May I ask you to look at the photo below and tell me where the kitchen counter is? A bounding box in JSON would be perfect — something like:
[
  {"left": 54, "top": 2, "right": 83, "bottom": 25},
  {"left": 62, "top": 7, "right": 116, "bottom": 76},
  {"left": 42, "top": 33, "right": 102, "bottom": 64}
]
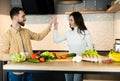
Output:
[
  {"left": 3, "top": 61, "right": 120, "bottom": 72},
  {"left": 3, "top": 60, "right": 120, "bottom": 81},
  {"left": 3, "top": 50, "right": 115, "bottom": 81}
]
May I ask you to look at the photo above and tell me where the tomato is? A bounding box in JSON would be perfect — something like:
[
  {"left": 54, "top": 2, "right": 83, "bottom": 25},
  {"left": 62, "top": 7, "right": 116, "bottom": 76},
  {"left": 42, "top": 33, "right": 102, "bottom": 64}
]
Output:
[
  {"left": 61, "top": 55, "right": 67, "bottom": 59},
  {"left": 52, "top": 52, "right": 56, "bottom": 57},
  {"left": 39, "top": 57, "right": 45, "bottom": 62},
  {"left": 30, "top": 54, "right": 39, "bottom": 60},
  {"left": 107, "top": 60, "right": 113, "bottom": 63},
  {"left": 102, "top": 59, "right": 113, "bottom": 64}
]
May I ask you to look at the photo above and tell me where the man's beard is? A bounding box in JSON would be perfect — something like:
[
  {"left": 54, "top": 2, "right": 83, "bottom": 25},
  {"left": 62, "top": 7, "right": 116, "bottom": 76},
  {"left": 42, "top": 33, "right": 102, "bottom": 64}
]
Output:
[{"left": 18, "top": 22, "right": 25, "bottom": 26}]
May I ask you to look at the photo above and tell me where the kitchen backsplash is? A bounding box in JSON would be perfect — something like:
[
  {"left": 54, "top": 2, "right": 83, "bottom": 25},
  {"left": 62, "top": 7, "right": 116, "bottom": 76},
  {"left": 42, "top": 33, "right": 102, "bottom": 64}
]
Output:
[
  {"left": 114, "top": 11, "right": 120, "bottom": 39},
  {"left": 0, "top": 0, "right": 120, "bottom": 52},
  {"left": 25, "top": 13, "right": 114, "bottom": 51}
]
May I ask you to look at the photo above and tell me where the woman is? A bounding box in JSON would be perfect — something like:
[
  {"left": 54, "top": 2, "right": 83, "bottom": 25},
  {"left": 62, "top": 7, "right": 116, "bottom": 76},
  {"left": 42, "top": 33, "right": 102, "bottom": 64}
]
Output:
[{"left": 53, "top": 12, "right": 93, "bottom": 81}]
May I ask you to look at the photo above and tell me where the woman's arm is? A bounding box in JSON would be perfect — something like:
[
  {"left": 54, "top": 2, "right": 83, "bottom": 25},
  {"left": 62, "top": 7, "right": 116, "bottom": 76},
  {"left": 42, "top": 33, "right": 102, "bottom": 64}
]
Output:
[
  {"left": 53, "top": 17, "right": 66, "bottom": 43},
  {"left": 53, "top": 30, "right": 66, "bottom": 43}
]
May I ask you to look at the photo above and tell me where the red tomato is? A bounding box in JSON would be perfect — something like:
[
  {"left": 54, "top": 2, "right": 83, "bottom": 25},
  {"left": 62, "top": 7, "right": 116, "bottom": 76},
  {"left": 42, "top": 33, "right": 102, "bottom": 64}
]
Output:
[
  {"left": 107, "top": 60, "right": 113, "bottom": 64},
  {"left": 52, "top": 52, "right": 56, "bottom": 57},
  {"left": 30, "top": 54, "right": 39, "bottom": 60},
  {"left": 39, "top": 57, "right": 45, "bottom": 62},
  {"left": 61, "top": 55, "right": 67, "bottom": 59}
]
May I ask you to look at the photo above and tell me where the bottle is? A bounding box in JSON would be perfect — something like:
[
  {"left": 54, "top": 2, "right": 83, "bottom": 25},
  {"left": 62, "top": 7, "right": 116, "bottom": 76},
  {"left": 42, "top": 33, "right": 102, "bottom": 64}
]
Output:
[{"left": 114, "top": 39, "right": 120, "bottom": 52}]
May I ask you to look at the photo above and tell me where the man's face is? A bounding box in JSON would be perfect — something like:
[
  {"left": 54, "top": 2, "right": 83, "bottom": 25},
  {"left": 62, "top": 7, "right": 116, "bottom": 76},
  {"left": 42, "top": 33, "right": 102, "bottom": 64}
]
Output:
[{"left": 16, "top": 10, "right": 26, "bottom": 26}]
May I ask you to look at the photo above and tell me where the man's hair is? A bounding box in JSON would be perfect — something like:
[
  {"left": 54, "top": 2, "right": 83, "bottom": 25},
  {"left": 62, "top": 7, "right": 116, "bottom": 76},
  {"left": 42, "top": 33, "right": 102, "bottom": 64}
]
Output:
[{"left": 10, "top": 7, "right": 25, "bottom": 19}]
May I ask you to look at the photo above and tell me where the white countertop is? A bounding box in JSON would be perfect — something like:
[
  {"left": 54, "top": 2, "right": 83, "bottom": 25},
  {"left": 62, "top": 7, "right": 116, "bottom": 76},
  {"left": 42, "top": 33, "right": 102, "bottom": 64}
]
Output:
[{"left": 3, "top": 61, "right": 120, "bottom": 72}]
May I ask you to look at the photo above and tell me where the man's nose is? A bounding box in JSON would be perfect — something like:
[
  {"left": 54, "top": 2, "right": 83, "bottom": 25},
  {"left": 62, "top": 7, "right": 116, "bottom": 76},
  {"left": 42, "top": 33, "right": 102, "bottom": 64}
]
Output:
[{"left": 24, "top": 18, "right": 26, "bottom": 21}]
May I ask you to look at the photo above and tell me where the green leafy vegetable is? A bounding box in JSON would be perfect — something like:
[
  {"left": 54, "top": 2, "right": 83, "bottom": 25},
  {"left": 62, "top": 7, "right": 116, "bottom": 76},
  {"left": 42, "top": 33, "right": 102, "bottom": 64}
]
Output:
[
  {"left": 82, "top": 49, "right": 98, "bottom": 56},
  {"left": 11, "top": 54, "right": 26, "bottom": 62},
  {"left": 40, "top": 51, "right": 56, "bottom": 60}
]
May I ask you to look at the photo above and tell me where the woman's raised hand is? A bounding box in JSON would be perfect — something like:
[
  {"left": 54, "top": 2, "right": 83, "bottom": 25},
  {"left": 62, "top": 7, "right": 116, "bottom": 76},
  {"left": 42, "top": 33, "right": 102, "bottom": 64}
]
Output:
[
  {"left": 54, "top": 17, "right": 58, "bottom": 30},
  {"left": 48, "top": 16, "right": 53, "bottom": 30}
]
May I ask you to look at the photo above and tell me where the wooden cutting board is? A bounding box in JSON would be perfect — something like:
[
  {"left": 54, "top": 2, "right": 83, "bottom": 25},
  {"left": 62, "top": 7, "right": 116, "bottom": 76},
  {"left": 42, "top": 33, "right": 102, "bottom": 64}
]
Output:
[{"left": 55, "top": 57, "right": 73, "bottom": 61}]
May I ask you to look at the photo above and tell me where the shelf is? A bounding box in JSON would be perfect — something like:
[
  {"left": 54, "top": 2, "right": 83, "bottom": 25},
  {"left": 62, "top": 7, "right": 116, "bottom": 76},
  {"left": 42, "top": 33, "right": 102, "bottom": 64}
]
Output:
[
  {"left": 65, "top": 11, "right": 106, "bottom": 14},
  {"left": 106, "top": 3, "right": 120, "bottom": 13},
  {"left": 65, "top": 3, "right": 120, "bottom": 14}
]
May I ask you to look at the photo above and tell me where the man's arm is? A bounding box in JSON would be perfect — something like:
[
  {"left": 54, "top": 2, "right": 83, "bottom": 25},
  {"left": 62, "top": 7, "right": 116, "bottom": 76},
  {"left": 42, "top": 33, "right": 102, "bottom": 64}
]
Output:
[
  {"left": 29, "top": 18, "right": 53, "bottom": 40},
  {"left": 0, "top": 33, "right": 11, "bottom": 61}
]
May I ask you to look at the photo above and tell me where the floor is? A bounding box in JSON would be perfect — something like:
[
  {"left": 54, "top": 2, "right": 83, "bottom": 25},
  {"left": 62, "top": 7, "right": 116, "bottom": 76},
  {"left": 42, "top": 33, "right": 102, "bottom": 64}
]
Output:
[{"left": 83, "top": 80, "right": 120, "bottom": 81}]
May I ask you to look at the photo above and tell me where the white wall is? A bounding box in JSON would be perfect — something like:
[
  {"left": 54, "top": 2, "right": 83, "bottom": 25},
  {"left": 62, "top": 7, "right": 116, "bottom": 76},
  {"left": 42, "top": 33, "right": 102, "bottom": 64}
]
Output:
[
  {"left": 83, "top": 13, "right": 114, "bottom": 50},
  {"left": 0, "top": 13, "right": 114, "bottom": 51},
  {"left": 0, "top": 0, "right": 11, "bottom": 36},
  {"left": 25, "top": 15, "right": 69, "bottom": 51},
  {"left": 114, "top": 11, "right": 120, "bottom": 39},
  {"left": 24, "top": 14, "right": 114, "bottom": 51}
]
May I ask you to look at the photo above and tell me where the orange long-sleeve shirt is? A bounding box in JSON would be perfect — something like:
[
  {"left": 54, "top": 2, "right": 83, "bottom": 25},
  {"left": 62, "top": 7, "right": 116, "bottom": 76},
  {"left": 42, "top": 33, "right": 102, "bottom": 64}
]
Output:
[{"left": 0, "top": 26, "right": 51, "bottom": 61}]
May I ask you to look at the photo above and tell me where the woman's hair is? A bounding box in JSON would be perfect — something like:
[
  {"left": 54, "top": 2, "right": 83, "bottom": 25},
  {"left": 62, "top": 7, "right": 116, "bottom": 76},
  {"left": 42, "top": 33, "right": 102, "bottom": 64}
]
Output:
[
  {"left": 69, "top": 12, "right": 87, "bottom": 34},
  {"left": 10, "top": 7, "right": 25, "bottom": 19}
]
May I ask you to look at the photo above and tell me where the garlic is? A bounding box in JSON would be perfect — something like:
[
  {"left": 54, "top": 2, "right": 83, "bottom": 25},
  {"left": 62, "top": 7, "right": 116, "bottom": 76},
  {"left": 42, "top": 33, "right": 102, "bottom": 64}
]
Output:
[{"left": 72, "top": 55, "right": 82, "bottom": 62}]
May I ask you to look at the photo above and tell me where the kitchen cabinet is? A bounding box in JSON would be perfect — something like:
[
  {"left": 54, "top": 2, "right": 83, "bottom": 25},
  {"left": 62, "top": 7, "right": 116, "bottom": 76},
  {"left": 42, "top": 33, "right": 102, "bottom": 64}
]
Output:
[
  {"left": 0, "top": 61, "right": 6, "bottom": 81},
  {"left": 0, "top": 61, "right": 3, "bottom": 81}
]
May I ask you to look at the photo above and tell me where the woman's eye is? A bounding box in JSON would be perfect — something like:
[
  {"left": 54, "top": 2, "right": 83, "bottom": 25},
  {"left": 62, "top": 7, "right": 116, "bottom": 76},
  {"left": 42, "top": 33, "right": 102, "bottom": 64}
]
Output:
[{"left": 69, "top": 19, "right": 72, "bottom": 21}]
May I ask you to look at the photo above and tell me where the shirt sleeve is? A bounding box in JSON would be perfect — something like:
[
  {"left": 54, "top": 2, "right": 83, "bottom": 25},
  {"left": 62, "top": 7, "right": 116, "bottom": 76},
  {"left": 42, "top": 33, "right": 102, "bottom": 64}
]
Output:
[
  {"left": 53, "top": 30, "right": 66, "bottom": 43},
  {"left": 27, "top": 27, "right": 51, "bottom": 41},
  {"left": 85, "top": 31, "right": 93, "bottom": 49},
  {"left": 0, "top": 32, "right": 11, "bottom": 61}
]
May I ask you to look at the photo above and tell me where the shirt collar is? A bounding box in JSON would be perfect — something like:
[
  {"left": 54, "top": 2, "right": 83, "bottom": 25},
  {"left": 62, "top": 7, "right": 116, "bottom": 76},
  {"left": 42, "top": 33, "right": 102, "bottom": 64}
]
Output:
[
  {"left": 10, "top": 25, "right": 22, "bottom": 33},
  {"left": 73, "top": 26, "right": 78, "bottom": 32},
  {"left": 74, "top": 27, "right": 77, "bottom": 30}
]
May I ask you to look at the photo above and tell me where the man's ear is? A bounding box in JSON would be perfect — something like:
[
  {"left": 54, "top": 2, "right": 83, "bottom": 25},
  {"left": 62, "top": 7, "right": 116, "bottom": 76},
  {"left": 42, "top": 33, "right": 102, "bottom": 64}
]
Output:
[{"left": 13, "top": 15, "right": 18, "bottom": 20}]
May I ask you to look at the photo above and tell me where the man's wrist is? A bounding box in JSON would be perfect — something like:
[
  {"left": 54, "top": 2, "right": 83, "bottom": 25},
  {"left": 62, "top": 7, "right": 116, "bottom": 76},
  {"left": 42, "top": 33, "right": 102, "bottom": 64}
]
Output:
[
  {"left": 48, "top": 23, "right": 52, "bottom": 30},
  {"left": 49, "top": 27, "right": 51, "bottom": 31},
  {"left": 54, "top": 27, "right": 57, "bottom": 30}
]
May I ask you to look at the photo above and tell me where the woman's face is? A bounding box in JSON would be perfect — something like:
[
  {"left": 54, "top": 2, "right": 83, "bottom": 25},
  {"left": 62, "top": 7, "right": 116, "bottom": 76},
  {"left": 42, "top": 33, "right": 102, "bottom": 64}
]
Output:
[{"left": 69, "top": 16, "right": 76, "bottom": 28}]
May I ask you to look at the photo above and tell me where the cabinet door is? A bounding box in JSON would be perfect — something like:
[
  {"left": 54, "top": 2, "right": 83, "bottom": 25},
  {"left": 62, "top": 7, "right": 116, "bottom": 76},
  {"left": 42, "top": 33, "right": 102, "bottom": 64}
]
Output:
[
  {"left": 85, "top": 0, "right": 96, "bottom": 10},
  {"left": 0, "top": 61, "right": 3, "bottom": 81},
  {"left": 96, "top": 0, "right": 112, "bottom": 10}
]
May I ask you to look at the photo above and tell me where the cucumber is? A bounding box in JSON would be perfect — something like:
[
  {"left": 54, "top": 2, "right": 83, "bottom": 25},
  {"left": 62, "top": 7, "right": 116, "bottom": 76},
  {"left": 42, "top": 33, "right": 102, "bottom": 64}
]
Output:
[
  {"left": 27, "top": 58, "right": 40, "bottom": 63},
  {"left": 66, "top": 53, "right": 76, "bottom": 57}
]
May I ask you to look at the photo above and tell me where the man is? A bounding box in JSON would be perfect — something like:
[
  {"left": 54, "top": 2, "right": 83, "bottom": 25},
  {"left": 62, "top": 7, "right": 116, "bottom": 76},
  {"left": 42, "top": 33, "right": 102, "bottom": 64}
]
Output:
[{"left": 0, "top": 7, "right": 52, "bottom": 81}]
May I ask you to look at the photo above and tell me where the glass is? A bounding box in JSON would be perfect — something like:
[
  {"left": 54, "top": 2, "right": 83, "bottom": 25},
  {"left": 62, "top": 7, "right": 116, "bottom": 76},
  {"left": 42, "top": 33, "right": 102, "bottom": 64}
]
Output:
[{"left": 20, "top": 52, "right": 29, "bottom": 57}]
